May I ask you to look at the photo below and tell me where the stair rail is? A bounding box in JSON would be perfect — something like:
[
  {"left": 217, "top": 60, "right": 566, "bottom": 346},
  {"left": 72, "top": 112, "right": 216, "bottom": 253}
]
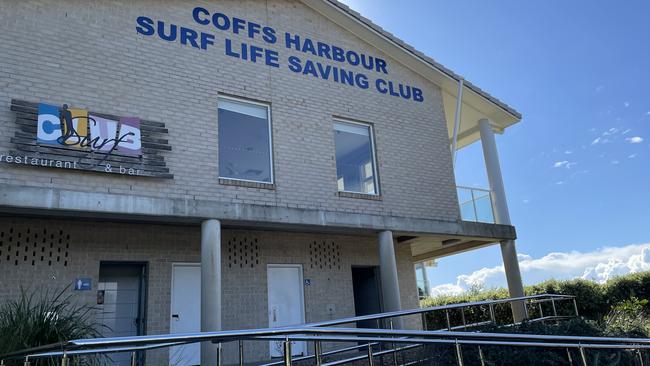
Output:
[{"left": 1, "top": 293, "right": 587, "bottom": 366}]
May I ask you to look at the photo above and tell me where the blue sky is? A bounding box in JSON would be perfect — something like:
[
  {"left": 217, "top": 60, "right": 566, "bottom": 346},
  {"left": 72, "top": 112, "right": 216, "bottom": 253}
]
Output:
[{"left": 340, "top": 0, "right": 650, "bottom": 292}]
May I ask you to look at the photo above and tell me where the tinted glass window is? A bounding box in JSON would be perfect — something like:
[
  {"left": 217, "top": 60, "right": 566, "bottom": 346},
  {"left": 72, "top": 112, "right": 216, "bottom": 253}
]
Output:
[
  {"left": 218, "top": 98, "right": 272, "bottom": 183},
  {"left": 333, "top": 121, "right": 378, "bottom": 194}
]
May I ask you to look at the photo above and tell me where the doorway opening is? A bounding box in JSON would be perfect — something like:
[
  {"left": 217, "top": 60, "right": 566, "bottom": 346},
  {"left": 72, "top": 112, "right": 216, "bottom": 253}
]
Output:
[
  {"left": 352, "top": 266, "right": 383, "bottom": 329},
  {"left": 97, "top": 262, "right": 147, "bottom": 366}
]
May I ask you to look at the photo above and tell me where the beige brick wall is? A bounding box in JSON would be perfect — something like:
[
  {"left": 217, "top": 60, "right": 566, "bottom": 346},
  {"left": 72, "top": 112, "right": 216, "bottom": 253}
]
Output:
[
  {"left": 0, "top": 0, "right": 458, "bottom": 222},
  {"left": 0, "top": 217, "right": 419, "bottom": 364}
]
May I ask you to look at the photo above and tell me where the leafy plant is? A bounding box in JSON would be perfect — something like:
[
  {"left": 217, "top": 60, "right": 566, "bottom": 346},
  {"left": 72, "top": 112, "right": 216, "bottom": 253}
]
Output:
[
  {"left": 602, "top": 297, "right": 650, "bottom": 337},
  {"left": 0, "top": 286, "right": 104, "bottom": 366}
]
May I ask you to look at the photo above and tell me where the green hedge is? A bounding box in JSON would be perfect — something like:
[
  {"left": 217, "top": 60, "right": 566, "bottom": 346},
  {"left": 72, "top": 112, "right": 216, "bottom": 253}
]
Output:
[{"left": 420, "top": 271, "right": 650, "bottom": 328}]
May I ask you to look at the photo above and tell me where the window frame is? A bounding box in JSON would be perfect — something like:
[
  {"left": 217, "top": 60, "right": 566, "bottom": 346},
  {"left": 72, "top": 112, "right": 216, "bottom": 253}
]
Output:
[
  {"left": 217, "top": 95, "right": 274, "bottom": 185},
  {"left": 332, "top": 117, "right": 380, "bottom": 196}
]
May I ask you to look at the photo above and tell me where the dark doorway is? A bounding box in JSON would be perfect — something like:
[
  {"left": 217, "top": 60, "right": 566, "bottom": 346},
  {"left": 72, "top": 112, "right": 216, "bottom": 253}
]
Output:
[
  {"left": 352, "top": 266, "right": 382, "bottom": 329},
  {"left": 97, "top": 262, "right": 147, "bottom": 366}
]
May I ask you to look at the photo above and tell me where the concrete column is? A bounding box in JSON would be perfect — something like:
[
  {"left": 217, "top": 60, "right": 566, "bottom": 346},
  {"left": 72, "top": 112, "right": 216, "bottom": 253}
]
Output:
[
  {"left": 421, "top": 262, "right": 432, "bottom": 298},
  {"left": 479, "top": 119, "right": 526, "bottom": 322},
  {"left": 378, "top": 230, "right": 403, "bottom": 329},
  {"left": 201, "top": 219, "right": 222, "bottom": 366}
]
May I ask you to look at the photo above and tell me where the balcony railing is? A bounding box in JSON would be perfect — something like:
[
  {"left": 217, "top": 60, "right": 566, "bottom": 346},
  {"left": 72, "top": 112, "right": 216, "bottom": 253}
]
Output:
[{"left": 457, "top": 186, "right": 495, "bottom": 223}]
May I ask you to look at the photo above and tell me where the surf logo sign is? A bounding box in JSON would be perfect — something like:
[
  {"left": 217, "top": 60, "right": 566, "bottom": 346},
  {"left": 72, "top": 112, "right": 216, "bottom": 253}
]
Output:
[
  {"left": 4, "top": 99, "right": 172, "bottom": 179},
  {"left": 37, "top": 103, "right": 142, "bottom": 155}
]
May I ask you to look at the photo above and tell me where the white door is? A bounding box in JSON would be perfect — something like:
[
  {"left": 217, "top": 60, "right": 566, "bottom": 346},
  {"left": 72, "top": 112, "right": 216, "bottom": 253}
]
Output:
[
  {"left": 267, "top": 265, "right": 306, "bottom": 357},
  {"left": 170, "top": 264, "right": 201, "bottom": 366}
]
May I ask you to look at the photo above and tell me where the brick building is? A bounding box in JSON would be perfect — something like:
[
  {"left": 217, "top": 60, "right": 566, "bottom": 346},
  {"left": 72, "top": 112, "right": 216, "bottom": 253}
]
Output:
[{"left": 0, "top": 1, "right": 524, "bottom": 365}]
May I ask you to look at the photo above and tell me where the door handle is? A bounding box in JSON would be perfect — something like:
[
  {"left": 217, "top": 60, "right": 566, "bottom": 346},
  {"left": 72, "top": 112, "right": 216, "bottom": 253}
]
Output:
[{"left": 172, "top": 314, "right": 180, "bottom": 320}]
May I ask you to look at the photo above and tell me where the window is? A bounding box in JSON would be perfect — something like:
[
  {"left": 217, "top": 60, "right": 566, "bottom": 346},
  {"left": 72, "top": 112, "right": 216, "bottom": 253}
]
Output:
[
  {"left": 218, "top": 97, "right": 273, "bottom": 183},
  {"left": 333, "top": 120, "right": 379, "bottom": 195}
]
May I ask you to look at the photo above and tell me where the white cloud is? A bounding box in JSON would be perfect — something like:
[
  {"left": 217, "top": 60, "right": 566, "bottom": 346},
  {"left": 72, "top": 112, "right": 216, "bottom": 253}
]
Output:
[
  {"left": 603, "top": 128, "right": 619, "bottom": 136},
  {"left": 595, "top": 85, "right": 605, "bottom": 93},
  {"left": 553, "top": 161, "right": 568, "bottom": 168},
  {"left": 591, "top": 137, "right": 602, "bottom": 145},
  {"left": 555, "top": 181, "right": 564, "bottom": 185},
  {"left": 627, "top": 136, "right": 644, "bottom": 144},
  {"left": 611, "top": 160, "right": 620, "bottom": 165},
  {"left": 622, "top": 129, "right": 632, "bottom": 135},
  {"left": 430, "top": 243, "right": 650, "bottom": 296},
  {"left": 624, "top": 101, "right": 630, "bottom": 108},
  {"left": 629, "top": 154, "right": 638, "bottom": 159},
  {"left": 553, "top": 161, "right": 577, "bottom": 169},
  {"left": 565, "top": 150, "right": 573, "bottom": 154}
]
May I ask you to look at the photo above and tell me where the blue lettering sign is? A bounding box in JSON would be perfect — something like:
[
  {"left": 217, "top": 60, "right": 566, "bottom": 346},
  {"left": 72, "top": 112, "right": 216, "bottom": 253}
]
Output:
[{"left": 136, "top": 8, "right": 424, "bottom": 102}]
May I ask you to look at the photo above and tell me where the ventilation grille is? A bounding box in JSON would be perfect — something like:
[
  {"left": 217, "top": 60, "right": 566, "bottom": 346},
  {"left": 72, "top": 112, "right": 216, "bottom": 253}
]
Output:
[
  {"left": 0, "top": 227, "right": 70, "bottom": 267},
  {"left": 309, "top": 241, "right": 341, "bottom": 270},
  {"left": 227, "top": 236, "right": 260, "bottom": 268}
]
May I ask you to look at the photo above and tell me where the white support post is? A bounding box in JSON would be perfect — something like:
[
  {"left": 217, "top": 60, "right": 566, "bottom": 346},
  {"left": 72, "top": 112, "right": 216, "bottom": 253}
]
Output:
[
  {"left": 478, "top": 119, "right": 526, "bottom": 322},
  {"left": 201, "top": 219, "right": 222, "bottom": 366},
  {"left": 450, "top": 79, "right": 464, "bottom": 168},
  {"left": 378, "top": 231, "right": 403, "bottom": 329},
  {"left": 416, "top": 261, "right": 432, "bottom": 298}
]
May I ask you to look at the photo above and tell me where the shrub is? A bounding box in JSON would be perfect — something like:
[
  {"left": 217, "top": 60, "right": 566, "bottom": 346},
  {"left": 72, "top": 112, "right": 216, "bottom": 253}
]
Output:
[
  {"left": 0, "top": 287, "right": 103, "bottom": 366},
  {"left": 421, "top": 271, "right": 650, "bottom": 324}
]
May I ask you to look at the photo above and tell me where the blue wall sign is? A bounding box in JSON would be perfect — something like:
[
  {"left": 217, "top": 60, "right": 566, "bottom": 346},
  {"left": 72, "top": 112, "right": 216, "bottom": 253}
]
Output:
[{"left": 74, "top": 278, "right": 92, "bottom": 291}]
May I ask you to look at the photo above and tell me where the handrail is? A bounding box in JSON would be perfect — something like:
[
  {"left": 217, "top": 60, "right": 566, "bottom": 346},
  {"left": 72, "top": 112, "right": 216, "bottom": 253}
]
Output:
[
  {"left": 307, "top": 293, "right": 574, "bottom": 327},
  {"left": 8, "top": 327, "right": 650, "bottom": 361},
  {"left": 0, "top": 293, "right": 576, "bottom": 361}
]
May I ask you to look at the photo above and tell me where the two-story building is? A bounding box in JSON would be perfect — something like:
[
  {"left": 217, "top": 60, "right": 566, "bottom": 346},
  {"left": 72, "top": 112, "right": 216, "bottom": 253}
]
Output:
[{"left": 0, "top": 1, "right": 524, "bottom": 365}]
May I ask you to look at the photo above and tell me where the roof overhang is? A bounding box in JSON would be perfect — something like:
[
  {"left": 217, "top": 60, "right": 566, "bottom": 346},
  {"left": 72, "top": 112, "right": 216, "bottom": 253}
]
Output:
[{"left": 300, "top": 0, "right": 522, "bottom": 148}]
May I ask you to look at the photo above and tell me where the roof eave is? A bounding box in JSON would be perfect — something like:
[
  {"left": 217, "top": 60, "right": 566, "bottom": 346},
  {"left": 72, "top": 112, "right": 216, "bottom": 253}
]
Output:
[{"left": 300, "top": 0, "right": 522, "bottom": 130}]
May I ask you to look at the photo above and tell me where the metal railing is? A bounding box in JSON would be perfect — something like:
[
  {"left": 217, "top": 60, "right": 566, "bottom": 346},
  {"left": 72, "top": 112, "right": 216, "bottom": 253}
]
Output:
[
  {"left": 5, "top": 326, "right": 650, "bottom": 366},
  {"left": 457, "top": 186, "right": 495, "bottom": 223},
  {"left": 0, "top": 294, "right": 601, "bottom": 366}
]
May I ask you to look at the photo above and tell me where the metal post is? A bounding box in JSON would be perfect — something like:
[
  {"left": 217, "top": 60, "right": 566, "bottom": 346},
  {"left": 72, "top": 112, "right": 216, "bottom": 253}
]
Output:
[
  {"left": 61, "top": 354, "right": 69, "bottom": 366},
  {"left": 390, "top": 320, "right": 398, "bottom": 366},
  {"left": 421, "top": 312, "right": 428, "bottom": 331},
  {"left": 368, "top": 345, "right": 375, "bottom": 366},
  {"left": 130, "top": 351, "right": 137, "bottom": 366},
  {"left": 489, "top": 303, "right": 496, "bottom": 325},
  {"left": 367, "top": 344, "right": 374, "bottom": 366},
  {"left": 461, "top": 307, "right": 467, "bottom": 330},
  {"left": 315, "top": 341, "right": 322, "bottom": 366},
  {"left": 579, "top": 346, "right": 588, "bottom": 366},
  {"left": 566, "top": 348, "right": 574, "bottom": 365},
  {"left": 216, "top": 343, "right": 222, "bottom": 366},
  {"left": 455, "top": 339, "right": 464, "bottom": 366},
  {"left": 284, "top": 338, "right": 292, "bottom": 366},
  {"left": 446, "top": 309, "right": 452, "bottom": 330},
  {"left": 23, "top": 357, "right": 30, "bottom": 366},
  {"left": 478, "top": 346, "right": 486, "bottom": 366},
  {"left": 573, "top": 299, "right": 580, "bottom": 317},
  {"left": 538, "top": 302, "right": 544, "bottom": 318},
  {"left": 551, "top": 298, "right": 558, "bottom": 317},
  {"left": 239, "top": 340, "right": 244, "bottom": 366},
  {"left": 638, "top": 349, "right": 644, "bottom": 366},
  {"left": 524, "top": 299, "right": 529, "bottom": 319},
  {"left": 451, "top": 78, "right": 464, "bottom": 168}
]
